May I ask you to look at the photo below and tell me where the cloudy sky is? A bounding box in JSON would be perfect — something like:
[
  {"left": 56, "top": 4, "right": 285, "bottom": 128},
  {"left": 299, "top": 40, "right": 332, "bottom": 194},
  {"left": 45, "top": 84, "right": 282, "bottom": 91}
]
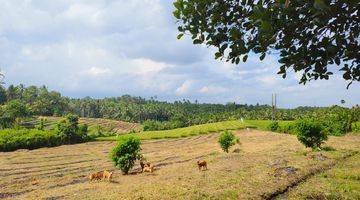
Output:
[{"left": 0, "top": 0, "right": 358, "bottom": 108}]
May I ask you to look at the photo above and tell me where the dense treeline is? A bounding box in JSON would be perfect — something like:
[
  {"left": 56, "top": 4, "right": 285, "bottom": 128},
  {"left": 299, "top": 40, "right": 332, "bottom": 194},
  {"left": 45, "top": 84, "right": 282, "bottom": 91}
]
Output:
[{"left": 0, "top": 84, "right": 358, "bottom": 131}]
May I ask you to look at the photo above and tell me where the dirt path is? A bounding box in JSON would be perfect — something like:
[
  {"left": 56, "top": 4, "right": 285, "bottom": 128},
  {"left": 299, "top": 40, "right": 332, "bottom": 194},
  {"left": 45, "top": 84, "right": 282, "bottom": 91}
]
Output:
[{"left": 0, "top": 130, "right": 359, "bottom": 199}]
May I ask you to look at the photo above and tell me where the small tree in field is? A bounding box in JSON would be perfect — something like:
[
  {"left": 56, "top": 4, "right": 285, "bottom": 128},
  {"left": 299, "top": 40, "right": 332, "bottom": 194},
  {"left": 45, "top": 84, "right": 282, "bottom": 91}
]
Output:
[
  {"left": 56, "top": 114, "right": 88, "bottom": 143},
  {"left": 295, "top": 118, "right": 328, "bottom": 150},
  {"left": 218, "top": 131, "right": 238, "bottom": 153},
  {"left": 111, "top": 136, "right": 142, "bottom": 174}
]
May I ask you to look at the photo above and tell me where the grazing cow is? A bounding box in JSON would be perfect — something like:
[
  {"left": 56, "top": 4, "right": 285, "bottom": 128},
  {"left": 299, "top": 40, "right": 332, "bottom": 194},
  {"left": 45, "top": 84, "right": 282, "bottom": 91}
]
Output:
[{"left": 197, "top": 160, "right": 207, "bottom": 171}]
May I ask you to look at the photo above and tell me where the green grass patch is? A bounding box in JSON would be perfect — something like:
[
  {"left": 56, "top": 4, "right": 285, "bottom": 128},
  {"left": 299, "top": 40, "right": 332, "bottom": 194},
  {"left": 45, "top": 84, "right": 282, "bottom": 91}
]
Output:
[
  {"left": 286, "top": 153, "right": 360, "bottom": 199},
  {"left": 245, "top": 120, "right": 295, "bottom": 133}
]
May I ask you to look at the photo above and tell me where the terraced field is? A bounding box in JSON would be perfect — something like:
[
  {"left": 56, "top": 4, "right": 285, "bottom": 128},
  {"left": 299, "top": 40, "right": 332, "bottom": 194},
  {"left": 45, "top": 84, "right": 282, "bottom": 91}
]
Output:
[
  {"left": 1, "top": 130, "right": 359, "bottom": 199},
  {"left": 28, "top": 116, "right": 141, "bottom": 135}
]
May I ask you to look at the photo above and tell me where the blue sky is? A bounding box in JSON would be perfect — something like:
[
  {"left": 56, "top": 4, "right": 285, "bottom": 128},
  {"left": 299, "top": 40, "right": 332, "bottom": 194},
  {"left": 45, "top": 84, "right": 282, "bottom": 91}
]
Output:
[{"left": 0, "top": 0, "right": 359, "bottom": 108}]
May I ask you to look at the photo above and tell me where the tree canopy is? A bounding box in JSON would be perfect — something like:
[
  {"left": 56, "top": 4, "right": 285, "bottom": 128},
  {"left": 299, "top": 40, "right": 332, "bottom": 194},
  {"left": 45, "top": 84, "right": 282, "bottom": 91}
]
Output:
[{"left": 173, "top": 0, "right": 359, "bottom": 88}]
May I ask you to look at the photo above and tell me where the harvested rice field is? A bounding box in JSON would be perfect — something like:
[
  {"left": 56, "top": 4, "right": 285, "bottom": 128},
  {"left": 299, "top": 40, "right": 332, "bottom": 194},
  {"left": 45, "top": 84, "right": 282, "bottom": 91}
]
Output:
[{"left": 0, "top": 130, "right": 359, "bottom": 200}]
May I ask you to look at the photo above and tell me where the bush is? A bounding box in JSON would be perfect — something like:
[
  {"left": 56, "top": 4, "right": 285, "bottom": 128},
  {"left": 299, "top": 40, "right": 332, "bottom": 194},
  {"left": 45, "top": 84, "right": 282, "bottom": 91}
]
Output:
[
  {"left": 267, "top": 121, "right": 279, "bottom": 132},
  {"left": 218, "top": 131, "right": 238, "bottom": 153},
  {"left": 352, "top": 122, "right": 360, "bottom": 133},
  {"left": 294, "top": 118, "right": 328, "bottom": 150},
  {"left": 56, "top": 114, "right": 89, "bottom": 143},
  {"left": 0, "top": 100, "right": 31, "bottom": 128},
  {"left": 111, "top": 136, "right": 142, "bottom": 174},
  {"left": 277, "top": 123, "right": 295, "bottom": 134},
  {"left": 0, "top": 129, "right": 63, "bottom": 151},
  {"left": 311, "top": 106, "right": 354, "bottom": 136}
]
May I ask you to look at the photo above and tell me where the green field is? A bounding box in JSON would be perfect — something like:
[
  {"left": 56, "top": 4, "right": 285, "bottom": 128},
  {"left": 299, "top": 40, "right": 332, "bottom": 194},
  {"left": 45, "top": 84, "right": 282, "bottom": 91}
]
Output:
[
  {"left": 246, "top": 120, "right": 293, "bottom": 130},
  {"left": 97, "top": 119, "right": 360, "bottom": 141},
  {"left": 97, "top": 120, "right": 253, "bottom": 141}
]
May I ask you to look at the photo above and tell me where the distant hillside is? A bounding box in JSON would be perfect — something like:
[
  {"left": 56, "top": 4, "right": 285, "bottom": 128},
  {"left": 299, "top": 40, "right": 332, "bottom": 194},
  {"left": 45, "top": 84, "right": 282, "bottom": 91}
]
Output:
[{"left": 24, "top": 116, "right": 141, "bottom": 135}]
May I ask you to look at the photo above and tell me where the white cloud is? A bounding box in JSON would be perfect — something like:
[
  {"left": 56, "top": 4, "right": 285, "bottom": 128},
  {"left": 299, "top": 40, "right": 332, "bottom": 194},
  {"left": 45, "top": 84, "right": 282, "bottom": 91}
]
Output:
[
  {"left": 175, "top": 80, "right": 193, "bottom": 96},
  {"left": 86, "top": 67, "right": 111, "bottom": 77},
  {"left": 257, "top": 75, "right": 278, "bottom": 86},
  {"left": 132, "top": 58, "right": 172, "bottom": 75},
  {"left": 199, "top": 85, "right": 228, "bottom": 94},
  {"left": 61, "top": 3, "right": 104, "bottom": 27},
  {"left": 0, "top": 0, "right": 358, "bottom": 106}
]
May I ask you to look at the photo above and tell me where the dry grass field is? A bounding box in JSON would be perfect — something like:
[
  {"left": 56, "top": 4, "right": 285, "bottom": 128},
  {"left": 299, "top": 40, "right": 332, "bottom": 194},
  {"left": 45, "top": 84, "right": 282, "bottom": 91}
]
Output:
[
  {"left": 39, "top": 116, "right": 141, "bottom": 134},
  {"left": 0, "top": 130, "right": 359, "bottom": 200}
]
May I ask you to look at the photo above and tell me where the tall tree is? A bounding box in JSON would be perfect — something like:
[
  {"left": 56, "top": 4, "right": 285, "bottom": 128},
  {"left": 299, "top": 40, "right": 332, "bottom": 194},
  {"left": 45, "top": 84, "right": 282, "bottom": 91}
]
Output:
[
  {"left": 6, "top": 85, "right": 19, "bottom": 100},
  {"left": 174, "top": 0, "right": 360, "bottom": 87},
  {"left": 0, "top": 86, "right": 7, "bottom": 104}
]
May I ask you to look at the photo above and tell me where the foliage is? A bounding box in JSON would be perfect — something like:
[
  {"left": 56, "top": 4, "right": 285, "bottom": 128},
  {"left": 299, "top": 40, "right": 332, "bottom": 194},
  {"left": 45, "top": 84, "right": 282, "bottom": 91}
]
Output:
[
  {"left": 0, "top": 86, "right": 7, "bottom": 104},
  {"left": 0, "top": 129, "right": 63, "bottom": 152},
  {"left": 143, "top": 120, "right": 165, "bottom": 131},
  {"left": 246, "top": 120, "right": 295, "bottom": 133},
  {"left": 88, "top": 125, "right": 105, "bottom": 137},
  {"left": 2, "top": 84, "right": 359, "bottom": 134},
  {"left": 56, "top": 114, "right": 89, "bottom": 143},
  {"left": 277, "top": 122, "right": 294, "bottom": 134},
  {"left": 174, "top": 0, "right": 360, "bottom": 87},
  {"left": 310, "top": 106, "right": 355, "bottom": 135},
  {"left": 294, "top": 118, "right": 328, "bottom": 150},
  {"left": 267, "top": 121, "right": 279, "bottom": 132},
  {"left": 218, "top": 131, "right": 238, "bottom": 153},
  {"left": 3, "top": 100, "right": 30, "bottom": 119},
  {"left": 36, "top": 118, "right": 46, "bottom": 130},
  {"left": 110, "top": 136, "right": 142, "bottom": 174},
  {"left": 351, "top": 122, "right": 360, "bottom": 133},
  {"left": 0, "top": 100, "right": 31, "bottom": 129}
]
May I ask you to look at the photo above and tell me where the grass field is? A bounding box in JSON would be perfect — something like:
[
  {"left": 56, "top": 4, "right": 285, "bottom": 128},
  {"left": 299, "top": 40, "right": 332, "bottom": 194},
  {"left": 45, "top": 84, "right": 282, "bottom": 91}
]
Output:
[
  {"left": 0, "top": 129, "right": 358, "bottom": 199},
  {"left": 97, "top": 120, "right": 252, "bottom": 141},
  {"left": 285, "top": 153, "right": 360, "bottom": 199},
  {"left": 246, "top": 120, "right": 294, "bottom": 130}
]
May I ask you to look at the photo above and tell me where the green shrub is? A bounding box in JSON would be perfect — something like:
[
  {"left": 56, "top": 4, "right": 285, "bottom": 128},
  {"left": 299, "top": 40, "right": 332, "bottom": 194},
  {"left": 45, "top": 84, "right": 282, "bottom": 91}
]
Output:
[
  {"left": 352, "top": 122, "right": 360, "bottom": 133},
  {"left": 0, "top": 100, "right": 31, "bottom": 129},
  {"left": 294, "top": 118, "right": 328, "bottom": 150},
  {"left": 91, "top": 125, "right": 104, "bottom": 137},
  {"left": 56, "top": 114, "right": 89, "bottom": 143},
  {"left": 218, "top": 131, "right": 238, "bottom": 153},
  {"left": 310, "top": 106, "right": 354, "bottom": 136},
  {"left": 0, "top": 129, "right": 63, "bottom": 151},
  {"left": 267, "top": 121, "right": 279, "bottom": 132},
  {"left": 111, "top": 136, "right": 142, "bottom": 174},
  {"left": 278, "top": 123, "right": 294, "bottom": 134}
]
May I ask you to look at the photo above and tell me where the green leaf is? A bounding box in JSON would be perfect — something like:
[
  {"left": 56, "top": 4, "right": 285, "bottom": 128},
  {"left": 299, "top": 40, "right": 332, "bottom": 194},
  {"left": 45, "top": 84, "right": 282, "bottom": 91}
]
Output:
[
  {"left": 173, "top": 1, "right": 183, "bottom": 9},
  {"left": 343, "top": 72, "right": 351, "bottom": 80},
  {"left": 177, "top": 33, "right": 184, "bottom": 40},
  {"left": 243, "top": 55, "right": 248, "bottom": 62},
  {"left": 335, "top": 57, "right": 340, "bottom": 65},
  {"left": 220, "top": 44, "right": 228, "bottom": 52},
  {"left": 215, "top": 52, "right": 222, "bottom": 59},
  {"left": 173, "top": 10, "right": 181, "bottom": 19},
  {"left": 260, "top": 53, "right": 266, "bottom": 61},
  {"left": 193, "top": 39, "right": 202, "bottom": 44}
]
